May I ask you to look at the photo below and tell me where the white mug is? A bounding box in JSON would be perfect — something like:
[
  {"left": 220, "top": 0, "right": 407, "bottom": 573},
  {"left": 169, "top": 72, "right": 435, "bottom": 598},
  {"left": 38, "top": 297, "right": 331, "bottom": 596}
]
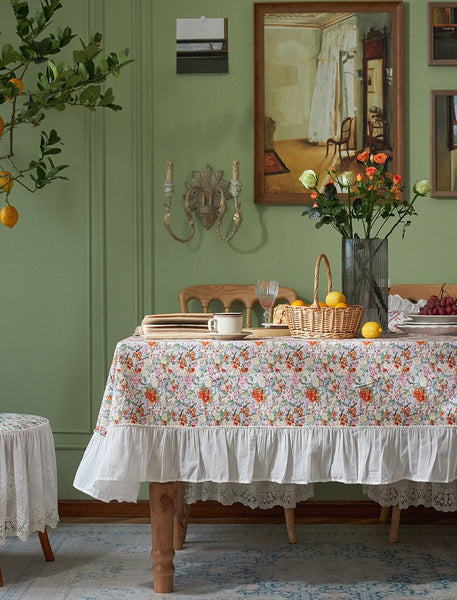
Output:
[{"left": 208, "top": 313, "right": 243, "bottom": 335}]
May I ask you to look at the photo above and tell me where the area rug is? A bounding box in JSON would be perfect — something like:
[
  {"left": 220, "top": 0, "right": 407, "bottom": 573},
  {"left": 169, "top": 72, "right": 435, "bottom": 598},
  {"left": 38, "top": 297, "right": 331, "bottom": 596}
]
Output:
[
  {"left": 264, "top": 150, "right": 289, "bottom": 175},
  {"left": 1, "top": 523, "right": 457, "bottom": 599}
]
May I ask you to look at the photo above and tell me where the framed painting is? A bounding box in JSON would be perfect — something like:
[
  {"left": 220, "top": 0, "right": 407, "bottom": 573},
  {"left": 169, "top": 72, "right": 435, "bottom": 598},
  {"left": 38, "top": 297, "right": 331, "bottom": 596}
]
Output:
[
  {"left": 430, "top": 90, "right": 457, "bottom": 197},
  {"left": 428, "top": 3, "right": 457, "bottom": 65},
  {"left": 254, "top": 1, "right": 404, "bottom": 205}
]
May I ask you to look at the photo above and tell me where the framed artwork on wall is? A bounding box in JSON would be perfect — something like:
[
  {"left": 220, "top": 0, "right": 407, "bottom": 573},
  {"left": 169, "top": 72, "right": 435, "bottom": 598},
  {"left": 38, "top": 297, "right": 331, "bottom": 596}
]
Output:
[
  {"left": 253, "top": 1, "right": 404, "bottom": 205},
  {"left": 428, "top": 2, "right": 457, "bottom": 65},
  {"left": 430, "top": 90, "right": 457, "bottom": 197}
]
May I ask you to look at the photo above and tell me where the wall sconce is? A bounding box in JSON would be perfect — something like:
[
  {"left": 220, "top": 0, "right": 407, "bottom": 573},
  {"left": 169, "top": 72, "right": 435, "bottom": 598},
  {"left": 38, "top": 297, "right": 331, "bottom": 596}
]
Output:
[
  {"left": 163, "top": 162, "right": 242, "bottom": 243},
  {"left": 386, "top": 67, "right": 393, "bottom": 85}
]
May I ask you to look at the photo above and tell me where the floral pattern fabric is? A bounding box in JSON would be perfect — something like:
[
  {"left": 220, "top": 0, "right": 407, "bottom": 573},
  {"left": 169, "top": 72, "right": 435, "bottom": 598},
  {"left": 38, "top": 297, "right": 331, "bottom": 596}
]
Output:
[
  {"left": 0, "top": 413, "right": 49, "bottom": 432},
  {"left": 95, "top": 335, "right": 457, "bottom": 434}
]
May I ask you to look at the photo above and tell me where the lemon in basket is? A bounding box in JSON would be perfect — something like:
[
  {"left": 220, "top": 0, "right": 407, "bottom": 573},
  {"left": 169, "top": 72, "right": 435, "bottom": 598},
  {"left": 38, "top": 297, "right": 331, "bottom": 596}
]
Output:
[
  {"left": 325, "top": 291, "right": 346, "bottom": 307},
  {"left": 291, "top": 299, "right": 306, "bottom": 307},
  {"left": 361, "top": 321, "right": 383, "bottom": 339}
]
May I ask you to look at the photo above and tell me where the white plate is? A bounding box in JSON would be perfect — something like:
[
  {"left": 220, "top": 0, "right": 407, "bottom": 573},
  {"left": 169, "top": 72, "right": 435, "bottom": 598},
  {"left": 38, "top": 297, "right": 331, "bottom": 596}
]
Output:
[
  {"left": 397, "top": 323, "right": 457, "bottom": 335},
  {"left": 405, "top": 313, "right": 457, "bottom": 325},
  {"left": 208, "top": 332, "right": 250, "bottom": 340}
]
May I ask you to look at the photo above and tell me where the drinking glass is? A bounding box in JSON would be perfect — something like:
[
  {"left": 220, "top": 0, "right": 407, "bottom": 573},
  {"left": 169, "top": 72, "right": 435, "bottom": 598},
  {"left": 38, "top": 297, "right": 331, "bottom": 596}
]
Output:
[{"left": 255, "top": 280, "right": 279, "bottom": 325}]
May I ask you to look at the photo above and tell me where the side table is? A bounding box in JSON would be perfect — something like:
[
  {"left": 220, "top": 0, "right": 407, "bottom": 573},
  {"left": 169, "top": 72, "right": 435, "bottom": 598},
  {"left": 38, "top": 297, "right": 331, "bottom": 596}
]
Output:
[{"left": 0, "top": 413, "right": 59, "bottom": 586}]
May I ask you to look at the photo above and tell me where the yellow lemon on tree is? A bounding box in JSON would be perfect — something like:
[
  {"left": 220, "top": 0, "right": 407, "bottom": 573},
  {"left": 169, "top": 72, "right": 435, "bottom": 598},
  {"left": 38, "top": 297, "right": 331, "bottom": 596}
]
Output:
[
  {"left": 325, "top": 291, "right": 346, "bottom": 307},
  {"left": 0, "top": 204, "right": 18, "bottom": 228},
  {"left": 0, "top": 117, "right": 4, "bottom": 138},
  {"left": 0, "top": 171, "right": 14, "bottom": 194},
  {"left": 8, "top": 78, "right": 24, "bottom": 94},
  {"left": 291, "top": 299, "right": 306, "bottom": 307},
  {"left": 361, "top": 321, "right": 383, "bottom": 339}
]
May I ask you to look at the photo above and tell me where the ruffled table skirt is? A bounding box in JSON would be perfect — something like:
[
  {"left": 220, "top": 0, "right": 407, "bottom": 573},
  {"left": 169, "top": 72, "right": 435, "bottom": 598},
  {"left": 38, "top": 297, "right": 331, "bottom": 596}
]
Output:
[{"left": 74, "top": 424, "right": 457, "bottom": 511}]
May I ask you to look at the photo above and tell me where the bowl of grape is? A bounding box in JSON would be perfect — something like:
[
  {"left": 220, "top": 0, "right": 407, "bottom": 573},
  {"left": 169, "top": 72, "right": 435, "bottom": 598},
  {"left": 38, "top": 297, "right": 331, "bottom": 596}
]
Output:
[{"left": 398, "top": 290, "right": 457, "bottom": 334}]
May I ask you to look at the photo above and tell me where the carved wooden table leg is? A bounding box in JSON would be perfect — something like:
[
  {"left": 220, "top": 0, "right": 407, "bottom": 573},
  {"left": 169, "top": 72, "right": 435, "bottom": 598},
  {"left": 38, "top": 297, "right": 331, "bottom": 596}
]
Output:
[
  {"left": 38, "top": 528, "right": 55, "bottom": 561},
  {"left": 284, "top": 508, "right": 297, "bottom": 543},
  {"left": 149, "top": 482, "right": 176, "bottom": 593},
  {"left": 389, "top": 505, "right": 401, "bottom": 543},
  {"left": 174, "top": 482, "right": 189, "bottom": 551}
]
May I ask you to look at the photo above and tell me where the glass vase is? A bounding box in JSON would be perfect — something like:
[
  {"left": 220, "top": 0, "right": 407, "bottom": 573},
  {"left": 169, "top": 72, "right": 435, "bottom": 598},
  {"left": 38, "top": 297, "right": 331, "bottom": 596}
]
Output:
[{"left": 341, "top": 238, "right": 389, "bottom": 333}]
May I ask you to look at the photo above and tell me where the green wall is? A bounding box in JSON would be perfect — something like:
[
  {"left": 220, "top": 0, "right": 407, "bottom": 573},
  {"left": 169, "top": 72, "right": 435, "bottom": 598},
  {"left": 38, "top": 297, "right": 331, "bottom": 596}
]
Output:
[{"left": 0, "top": 0, "right": 456, "bottom": 502}]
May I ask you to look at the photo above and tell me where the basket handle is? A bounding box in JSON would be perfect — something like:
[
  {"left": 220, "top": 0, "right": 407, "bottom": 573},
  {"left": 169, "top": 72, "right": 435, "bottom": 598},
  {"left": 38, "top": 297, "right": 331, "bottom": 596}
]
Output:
[{"left": 313, "top": 254, "right": 332, "bottom": 308}]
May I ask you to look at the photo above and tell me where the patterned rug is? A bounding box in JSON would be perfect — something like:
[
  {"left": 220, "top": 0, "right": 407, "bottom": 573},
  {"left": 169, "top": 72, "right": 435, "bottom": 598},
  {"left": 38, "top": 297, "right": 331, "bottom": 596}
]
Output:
[
  {"left": 264, "top": 150, "right": 289, "bottom": 175},
  {"left": 1, "top": 523, "right": 457, "bottom": 599}
]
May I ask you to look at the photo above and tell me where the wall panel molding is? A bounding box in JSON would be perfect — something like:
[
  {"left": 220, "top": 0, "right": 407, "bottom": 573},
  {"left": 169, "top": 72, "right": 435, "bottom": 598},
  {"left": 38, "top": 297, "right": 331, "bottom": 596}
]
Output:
[
  {"left": 57, "top": 499, "right": 457, "bottom": 525},
  {"left": 134, "top": 0, "right": 154, "bottom": 318},
  {"left": 88, "top": 0, "right": 108, "bottom": 431}
]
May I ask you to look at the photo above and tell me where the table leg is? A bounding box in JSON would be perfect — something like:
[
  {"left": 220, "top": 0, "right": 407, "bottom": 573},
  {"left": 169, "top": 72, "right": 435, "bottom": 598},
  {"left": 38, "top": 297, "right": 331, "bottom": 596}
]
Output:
[
  {"left": 389, "top": 505, "right": 401, "bottom": 543},
  {"left": 284, "top": 508, "right": 297, "bottom": 543},
  {"left": 38, "top": 528, "right": 55, "bottom": 561},
  {"left": 149, "top": 482, "right": 176, "bottom": 594},
  {"left": 174, "top": 482, "right": 189, "bottom": 551},
  {"left": 379, "top": 506, "right": 391, "bottom": 523}
]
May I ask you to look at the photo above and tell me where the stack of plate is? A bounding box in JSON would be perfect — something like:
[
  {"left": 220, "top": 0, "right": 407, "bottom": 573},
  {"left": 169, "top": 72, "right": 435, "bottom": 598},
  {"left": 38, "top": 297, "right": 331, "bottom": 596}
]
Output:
[
  {"left": 397, "top": 313, "right": 457, "bottom": 336},
  {"left": 140, "top": 313, "right": 213, "bottom": 339}
]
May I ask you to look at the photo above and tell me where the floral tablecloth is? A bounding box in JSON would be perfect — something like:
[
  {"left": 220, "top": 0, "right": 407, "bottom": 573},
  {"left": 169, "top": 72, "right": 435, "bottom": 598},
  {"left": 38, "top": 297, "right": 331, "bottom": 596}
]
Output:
[{"left": 74, "top": 335, "right": 457, "bottom": 508}]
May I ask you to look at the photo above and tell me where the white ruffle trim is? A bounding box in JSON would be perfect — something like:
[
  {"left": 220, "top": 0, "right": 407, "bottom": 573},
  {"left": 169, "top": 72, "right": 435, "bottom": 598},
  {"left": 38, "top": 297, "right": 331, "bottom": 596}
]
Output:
[
  {"left": 364, "top": 480, "right": 457, "bottom": 511},
  {"left": 184, "top": 482, "right": 314, "bottom": 509},
  {"left": 73, "top": 425, "right": 457, "bottom": 504}
]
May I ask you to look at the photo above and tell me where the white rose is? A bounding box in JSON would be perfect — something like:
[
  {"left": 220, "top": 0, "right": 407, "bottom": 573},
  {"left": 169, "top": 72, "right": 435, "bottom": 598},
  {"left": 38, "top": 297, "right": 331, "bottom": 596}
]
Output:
[
  {"left": 340, "top": 171, "right": 355, "bottom": 187},
  {"left": 414, "top": 180, "right": 432, "bottom": 195},
  {"left": 299, "top": 169, "right": 318, "bottom": 189}
]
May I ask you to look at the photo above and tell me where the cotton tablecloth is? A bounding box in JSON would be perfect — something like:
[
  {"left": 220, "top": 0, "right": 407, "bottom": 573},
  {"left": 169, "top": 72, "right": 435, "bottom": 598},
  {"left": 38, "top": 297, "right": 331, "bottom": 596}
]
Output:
[
  {"left": 74, "top": 335, "right": 457, "bottom": 510},
  {"left": 0, "top": 413, "right": 59, "bottom": 543}
]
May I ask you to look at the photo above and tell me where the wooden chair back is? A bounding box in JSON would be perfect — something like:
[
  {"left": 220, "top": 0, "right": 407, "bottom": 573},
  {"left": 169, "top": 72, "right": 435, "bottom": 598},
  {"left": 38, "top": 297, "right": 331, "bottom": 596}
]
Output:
[
  {"left": 390, "top": 284, "right": 457, "bottom": 302},
  {"left": 367, "top": 114, "right": 389, "bottom": 151},
  {"left": 326, "top": 116, "right": 353, "bottom": 160},
  {"left": 179, "top": 284, "right": 298, "bottom": 327}
]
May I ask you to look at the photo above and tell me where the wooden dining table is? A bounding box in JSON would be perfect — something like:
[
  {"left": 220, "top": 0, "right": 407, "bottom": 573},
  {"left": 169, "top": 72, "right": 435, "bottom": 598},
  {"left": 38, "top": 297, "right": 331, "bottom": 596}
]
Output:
[{"left": 74, "top": 333, "right": 457, "bottom": 593}]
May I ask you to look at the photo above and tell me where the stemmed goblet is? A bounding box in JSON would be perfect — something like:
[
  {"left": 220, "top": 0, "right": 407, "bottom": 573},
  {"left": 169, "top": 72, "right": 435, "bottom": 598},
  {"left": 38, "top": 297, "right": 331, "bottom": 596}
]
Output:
[{"left": 255, "top": 280, "right": 279, "bottom": 326}]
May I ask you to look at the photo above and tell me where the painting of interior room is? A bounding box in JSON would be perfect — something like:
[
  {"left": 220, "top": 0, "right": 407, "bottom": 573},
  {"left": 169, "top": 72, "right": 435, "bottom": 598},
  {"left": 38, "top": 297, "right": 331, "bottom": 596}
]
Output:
[{"left": 261, "top": 10, "right": 395, "bottom": 199}]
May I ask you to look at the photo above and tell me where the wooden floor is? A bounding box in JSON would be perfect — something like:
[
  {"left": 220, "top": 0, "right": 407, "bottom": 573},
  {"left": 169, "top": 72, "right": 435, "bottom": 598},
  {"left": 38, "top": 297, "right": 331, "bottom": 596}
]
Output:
[{"left": 264, "top": 139, "right": 362, "bottom": 195}]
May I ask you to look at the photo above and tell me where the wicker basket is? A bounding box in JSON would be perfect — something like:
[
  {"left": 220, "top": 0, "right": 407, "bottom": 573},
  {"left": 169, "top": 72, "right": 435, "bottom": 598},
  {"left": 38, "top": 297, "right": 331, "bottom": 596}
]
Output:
[{"left": 285, "top": 254, "right": 364, "bottom": 339}]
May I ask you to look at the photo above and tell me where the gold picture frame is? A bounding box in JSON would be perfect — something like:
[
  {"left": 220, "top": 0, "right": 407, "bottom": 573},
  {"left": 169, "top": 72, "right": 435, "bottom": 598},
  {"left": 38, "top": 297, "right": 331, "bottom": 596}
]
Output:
[{"left": 254, "top": 1, "right": 404, "bottom": 205}]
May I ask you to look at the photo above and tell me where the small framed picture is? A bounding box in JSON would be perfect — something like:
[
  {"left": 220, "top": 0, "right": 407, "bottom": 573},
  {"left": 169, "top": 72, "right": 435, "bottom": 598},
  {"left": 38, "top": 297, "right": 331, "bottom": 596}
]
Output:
[
  {"left": 430, "top": 90, "right": 457, "bottom": 197},
  {"left": 428, "top": 2, "right": 457, "bottom": 65}
]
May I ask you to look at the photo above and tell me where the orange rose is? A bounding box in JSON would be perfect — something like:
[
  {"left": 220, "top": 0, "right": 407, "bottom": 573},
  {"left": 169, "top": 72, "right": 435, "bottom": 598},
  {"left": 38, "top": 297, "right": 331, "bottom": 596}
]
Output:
[
  {"left": 357, "top": 151, "right": 370, "bottom": 162},
  {"left": 373, "top": 153, "right": 388, "bottom": 164},
  {"left": 366, "top": 166, "right": 377, "bottom": 177},
  {"left": 310, "top": 191, "right": 318, "bottom": 200},
  {"left": 356, "top": 173, "right": 363, "bottom": 182},
  {"left": 393, "top": 174, "right": 402, "bottom": 184}
]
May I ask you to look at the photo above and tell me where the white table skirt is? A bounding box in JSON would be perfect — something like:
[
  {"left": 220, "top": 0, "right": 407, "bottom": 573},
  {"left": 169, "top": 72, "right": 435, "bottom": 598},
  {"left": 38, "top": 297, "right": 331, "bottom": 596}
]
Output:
[
  {"left": 74, "top": 424, "right": 457, "bottom": 510},
  {"left": 0, "top": 413, "right": 59, "bottom": 543}
]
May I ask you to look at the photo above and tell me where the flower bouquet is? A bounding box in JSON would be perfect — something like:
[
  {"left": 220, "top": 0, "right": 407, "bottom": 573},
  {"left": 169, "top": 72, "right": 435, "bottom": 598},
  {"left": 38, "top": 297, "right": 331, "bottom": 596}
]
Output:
[
  {"left": 299, "top": 153, "right": 431, "bottom": 331},
  {"left": 299, "top": 151, "right": 431, "bottom": 240}
]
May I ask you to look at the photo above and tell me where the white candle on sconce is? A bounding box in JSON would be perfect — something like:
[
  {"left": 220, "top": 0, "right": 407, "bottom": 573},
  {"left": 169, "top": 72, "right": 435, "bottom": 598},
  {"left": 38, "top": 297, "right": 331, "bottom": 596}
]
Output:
[
  {"left": 166, "top": 161, "right": 174, "bottom": 182},
  {"left": 232, "top": 160, "right": 240, "bottom": 181}
]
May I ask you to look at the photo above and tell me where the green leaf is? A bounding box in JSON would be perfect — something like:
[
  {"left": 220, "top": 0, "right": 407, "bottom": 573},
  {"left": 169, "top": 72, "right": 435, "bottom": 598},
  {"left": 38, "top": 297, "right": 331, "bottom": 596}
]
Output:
[{"left": 73, "top": 49, "right": 86, "bottom": 63}]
